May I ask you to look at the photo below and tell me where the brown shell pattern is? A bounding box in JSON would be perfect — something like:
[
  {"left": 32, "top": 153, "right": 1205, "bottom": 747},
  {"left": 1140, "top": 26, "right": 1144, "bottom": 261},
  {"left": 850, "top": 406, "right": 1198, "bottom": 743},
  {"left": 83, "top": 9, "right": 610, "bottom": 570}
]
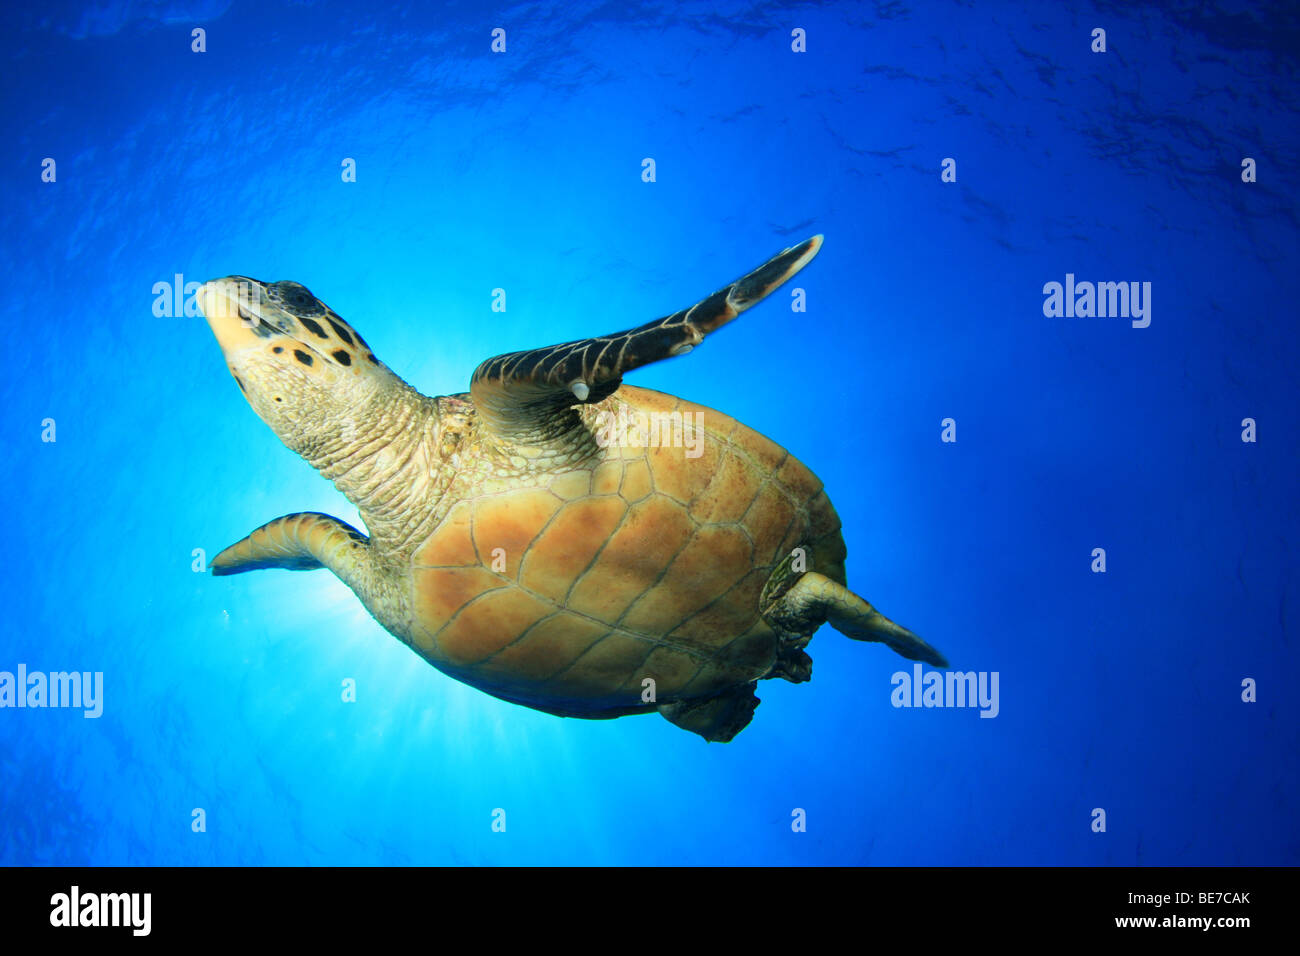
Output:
[{"left": 408, "top": 385, "right": 845, "bottom": 716}]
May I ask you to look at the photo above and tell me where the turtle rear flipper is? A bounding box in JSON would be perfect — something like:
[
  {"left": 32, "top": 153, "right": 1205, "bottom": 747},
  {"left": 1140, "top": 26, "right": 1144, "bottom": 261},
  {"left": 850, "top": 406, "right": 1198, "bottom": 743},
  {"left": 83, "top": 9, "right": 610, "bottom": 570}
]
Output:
[
  {"left": 659, "top": 683, "right": 760, "bottom": 742},
  {"left": 470, "top": 235, "right": 822, "bottom": 444},
  {"left": 767, "top": 572, "right": 948, "bottom": 668}
]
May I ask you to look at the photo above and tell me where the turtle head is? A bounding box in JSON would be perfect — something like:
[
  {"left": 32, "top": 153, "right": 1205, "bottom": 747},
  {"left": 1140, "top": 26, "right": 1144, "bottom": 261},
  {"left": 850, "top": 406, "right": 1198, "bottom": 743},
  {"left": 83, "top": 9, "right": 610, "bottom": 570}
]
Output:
[{"left": 197, "top": 276, "right": 401, "bottom": 455}]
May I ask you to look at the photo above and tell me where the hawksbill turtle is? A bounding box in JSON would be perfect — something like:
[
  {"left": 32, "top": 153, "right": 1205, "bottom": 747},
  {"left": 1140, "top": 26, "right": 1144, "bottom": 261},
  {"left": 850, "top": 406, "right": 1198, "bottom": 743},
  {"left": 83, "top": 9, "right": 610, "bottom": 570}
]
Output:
[{"left": 197, "top": 235, "right": 946, "bottom": 741}]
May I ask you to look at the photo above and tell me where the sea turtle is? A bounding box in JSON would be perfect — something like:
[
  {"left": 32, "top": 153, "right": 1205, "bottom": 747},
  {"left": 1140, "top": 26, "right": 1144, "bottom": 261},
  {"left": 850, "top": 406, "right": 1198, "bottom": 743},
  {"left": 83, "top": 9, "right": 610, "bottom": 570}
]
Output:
[{"left": 197, "top": 235, "right": 946, "bottom": 741}]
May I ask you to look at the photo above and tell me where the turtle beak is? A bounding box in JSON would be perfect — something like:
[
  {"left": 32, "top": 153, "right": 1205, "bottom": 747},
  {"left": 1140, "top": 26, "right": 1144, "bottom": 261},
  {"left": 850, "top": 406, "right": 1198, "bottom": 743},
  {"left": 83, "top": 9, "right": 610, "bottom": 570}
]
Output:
[{"left": 198, "top": 276, "right": 267, "bottom": 354}]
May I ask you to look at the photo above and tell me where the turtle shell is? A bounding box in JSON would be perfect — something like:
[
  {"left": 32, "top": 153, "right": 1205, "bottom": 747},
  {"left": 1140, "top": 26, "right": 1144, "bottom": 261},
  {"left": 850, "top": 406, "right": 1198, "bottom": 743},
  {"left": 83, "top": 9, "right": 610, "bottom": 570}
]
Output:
[{"left": 406, "top": 384, "right": 847, "bottom": 717}]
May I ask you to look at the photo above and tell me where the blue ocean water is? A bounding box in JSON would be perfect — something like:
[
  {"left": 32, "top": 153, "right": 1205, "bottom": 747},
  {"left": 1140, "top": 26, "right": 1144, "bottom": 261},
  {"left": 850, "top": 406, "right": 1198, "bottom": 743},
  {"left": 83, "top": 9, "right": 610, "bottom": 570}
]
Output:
[{"left": 1, "top": 0, "right": 1296, "bottom": 866}]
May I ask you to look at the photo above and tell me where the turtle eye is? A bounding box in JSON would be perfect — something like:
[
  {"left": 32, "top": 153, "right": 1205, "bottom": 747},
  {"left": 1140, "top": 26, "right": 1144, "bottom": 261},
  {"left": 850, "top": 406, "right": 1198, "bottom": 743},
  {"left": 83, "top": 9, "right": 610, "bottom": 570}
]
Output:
[{"left": 267, "top": 281, "right": 324, "bottom": 316}]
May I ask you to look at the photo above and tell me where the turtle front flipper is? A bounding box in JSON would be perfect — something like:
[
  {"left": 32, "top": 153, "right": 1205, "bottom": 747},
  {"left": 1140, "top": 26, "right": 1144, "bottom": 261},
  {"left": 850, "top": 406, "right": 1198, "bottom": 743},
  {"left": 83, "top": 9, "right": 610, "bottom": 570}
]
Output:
[
  {"left": 212, "top": 512, "right": 372, "bottom": 584},
  {"left": 470, "top": 234, "right": 823, "bottom": 444}
]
